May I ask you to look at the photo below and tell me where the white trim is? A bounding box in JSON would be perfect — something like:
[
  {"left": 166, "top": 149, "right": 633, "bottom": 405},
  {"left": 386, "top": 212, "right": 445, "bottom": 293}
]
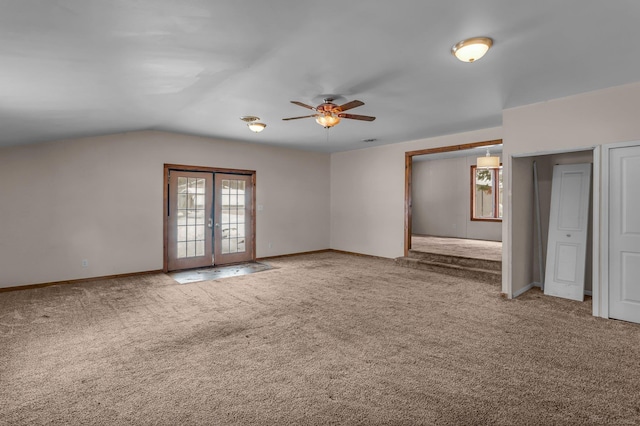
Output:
[
  {"left": 600, "top": 140, "right": 640, "bottom": 319},
  {"left": 502, "top": 155, "right": 512, "bottom": 298},
  {"left": 592, "top": 146, "right": 601, "bottom": 317},
  {"left": 514, "top": 282, "right": 592, "bottom": 298},
  {"left": 601, "top": 143, "right": 611, "bottom": 319},
  {"left": 513, "top": 283, "right": 535, "bottom": 298},
  {"left": 511, "top": 146, "right": 597, "bottom": 159}
]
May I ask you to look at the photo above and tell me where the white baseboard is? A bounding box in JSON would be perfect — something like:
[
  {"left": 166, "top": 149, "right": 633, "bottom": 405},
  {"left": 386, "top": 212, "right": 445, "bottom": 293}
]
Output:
[
  {"left": 513, "top": 283, "right": 535, "bottom": 298},
  {"left": 518, "top": 282, "right": 593, "bottom": 298}
]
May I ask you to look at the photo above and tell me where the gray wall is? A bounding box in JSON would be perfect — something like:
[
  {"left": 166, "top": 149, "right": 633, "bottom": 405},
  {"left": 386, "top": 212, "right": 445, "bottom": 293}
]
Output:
[
  {"left": 0, "top": 130, "right": 331, "bottom": 288},
  {"left": 411, "top": 154, "right": 502, "bottom": 241}
]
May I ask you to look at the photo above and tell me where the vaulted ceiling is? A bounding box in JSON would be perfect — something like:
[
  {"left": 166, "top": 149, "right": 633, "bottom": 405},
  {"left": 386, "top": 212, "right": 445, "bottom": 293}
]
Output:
[{"left": 2, "top": 1, "right": 640, "bottom": 152}]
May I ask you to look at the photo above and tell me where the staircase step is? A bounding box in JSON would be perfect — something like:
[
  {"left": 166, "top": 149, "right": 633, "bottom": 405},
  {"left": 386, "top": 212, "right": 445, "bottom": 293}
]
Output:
[
  {"left": 396, "top": 256, "right": 501, "bottom": 285},
  {"left": 408, "top": 250, "right": 501, "bottom": 271}
]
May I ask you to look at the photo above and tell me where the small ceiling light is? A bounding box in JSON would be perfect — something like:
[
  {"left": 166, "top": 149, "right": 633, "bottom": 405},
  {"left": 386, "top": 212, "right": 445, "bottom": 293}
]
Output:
[
  {"left": 477, "top": 147, "right": 500, "bottom": 168},
  {"left": 451, "top": 37, "right": 493, "bottom": 63},
  {"left": 315, "top": 113, "right": 341, "bottom": 128},
  {"left": 240, "top": 116, "right": 266, "bottom": 133},
  {"left": 247, "top": 122, "right": 266, "bottom": 133}
]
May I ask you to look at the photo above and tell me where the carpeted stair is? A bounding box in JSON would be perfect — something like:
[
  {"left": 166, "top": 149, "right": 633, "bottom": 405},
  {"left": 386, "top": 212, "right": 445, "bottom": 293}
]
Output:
[{"left": 396, "top": 250, "right": 501, "bottom": 285}]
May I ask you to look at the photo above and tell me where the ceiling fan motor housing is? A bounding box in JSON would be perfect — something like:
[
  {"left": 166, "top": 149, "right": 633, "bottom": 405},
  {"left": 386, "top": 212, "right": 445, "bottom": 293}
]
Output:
[{"left": 318, "top": 102, "right": 339, "bottom": 112}]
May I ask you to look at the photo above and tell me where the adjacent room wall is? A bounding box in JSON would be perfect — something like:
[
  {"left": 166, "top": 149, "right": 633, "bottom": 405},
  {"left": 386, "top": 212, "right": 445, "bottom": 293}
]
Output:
[
  {"left": 0, "top": 131, "right": 330, "bottom": 288},
  {"left": 503, "top": 81, "right": 640, "bottom": 298},
  {"left": 330, "top": 127, "right": 503, "bottom": 259},
  {"left": 411, "top": 154, "right": 502, "bottom": 241}
]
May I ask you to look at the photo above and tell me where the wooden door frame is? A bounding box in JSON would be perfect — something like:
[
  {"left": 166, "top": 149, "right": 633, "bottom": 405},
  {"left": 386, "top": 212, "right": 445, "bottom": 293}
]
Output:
[
  {"left": 404, "top": 139, "right": 502, "bottom": 256},
  {"left": 163, "top": 163, "right": 257, "bottom": 273}
]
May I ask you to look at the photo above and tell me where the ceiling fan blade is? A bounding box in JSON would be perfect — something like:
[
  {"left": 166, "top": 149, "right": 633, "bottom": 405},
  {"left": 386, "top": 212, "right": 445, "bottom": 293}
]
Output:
[
  {"left": 290, "top": 101, "right": 316, "bottom": 111},
  {"left": 282, "top": 114, "right": 318, "bottom": 121},
  {"left": 338, "top": 113, "right": 376, "bottom": 122},
  {"left": 336, "top": 100, "right": 364, "bottom": 112}
]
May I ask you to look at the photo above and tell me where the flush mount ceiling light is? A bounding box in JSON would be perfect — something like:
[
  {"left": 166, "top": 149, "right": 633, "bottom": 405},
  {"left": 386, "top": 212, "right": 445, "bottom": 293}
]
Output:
[
  {"left": 240, "top": 116, "right": 266, "bottom": 133},
  {"left": 451, "top": 37, "right": 493, "bottom": 63},
  {"left": 247, "top": 122, "right": 266, "bottom": 133},
  {"left": 477, "top": 147, "right": 500, "bottom": 168}
]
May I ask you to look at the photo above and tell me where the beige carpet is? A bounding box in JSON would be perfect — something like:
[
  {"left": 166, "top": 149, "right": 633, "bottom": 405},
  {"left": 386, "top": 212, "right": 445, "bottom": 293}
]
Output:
[
  {"left": 1, "top": 252, "right": 639, "bottom": 425},
  {"left": 412, "top": 235, "right": 502, "bottom": 261}
]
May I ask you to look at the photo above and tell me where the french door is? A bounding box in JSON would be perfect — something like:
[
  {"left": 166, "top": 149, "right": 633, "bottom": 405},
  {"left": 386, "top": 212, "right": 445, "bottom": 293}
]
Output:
[
  {"left": 214, "top": 174, "right": 253, "bottom": 265},
  {"left": 167, "top": 171, "right": 214, "bottom": 271},
  {"left": 165, "top": 166, "right": 255, "bottom": 272}
]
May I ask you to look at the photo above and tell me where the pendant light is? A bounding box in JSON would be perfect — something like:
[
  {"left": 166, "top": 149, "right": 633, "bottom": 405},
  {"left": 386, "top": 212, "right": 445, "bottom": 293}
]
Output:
[{"left": 477, "top": 147, "right": 500, "bottom": 168}]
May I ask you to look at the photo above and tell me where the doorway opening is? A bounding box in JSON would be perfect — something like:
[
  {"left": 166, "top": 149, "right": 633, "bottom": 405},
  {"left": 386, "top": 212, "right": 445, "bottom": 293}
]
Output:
[
  {"left": 163, "top": 164, "right": 256, "bottom": 273},
  {"left": 404, "top": 139, "right": 503, "bottom": 262},
  {"left": 509, "top": 149, "right": 596, "bottom": 303}
]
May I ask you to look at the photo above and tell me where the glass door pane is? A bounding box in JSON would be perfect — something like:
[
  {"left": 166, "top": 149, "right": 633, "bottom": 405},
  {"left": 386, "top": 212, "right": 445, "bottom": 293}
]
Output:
[
  {"left": 167, "top": 171, "right": 213, "bottom": 271},
  {"left": 214, "top": 173, "right": 253, "bottom": 265}
]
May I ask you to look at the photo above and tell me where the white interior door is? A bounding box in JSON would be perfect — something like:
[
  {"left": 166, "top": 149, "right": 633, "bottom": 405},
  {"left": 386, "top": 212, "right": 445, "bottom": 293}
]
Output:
[
  {"left": 609, "top": 145, "right": 640, "bottom": 323},
  {"left": 544, "top": 163, "right": 591, "bottom": 301}
]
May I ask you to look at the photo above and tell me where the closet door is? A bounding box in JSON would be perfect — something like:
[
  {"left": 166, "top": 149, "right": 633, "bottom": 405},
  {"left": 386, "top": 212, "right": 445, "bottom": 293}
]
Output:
[
  {"left": 609, "top": 145, "right": 640, "bottom": 323},
  {"left": 544, "top": 163, "right": 591, "bottom": 301}
]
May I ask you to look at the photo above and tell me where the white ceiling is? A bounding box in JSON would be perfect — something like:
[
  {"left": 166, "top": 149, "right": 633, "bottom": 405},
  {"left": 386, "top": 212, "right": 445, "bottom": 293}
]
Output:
[{"left": 2, "top": 1, "right": 640, "bottom": 152}]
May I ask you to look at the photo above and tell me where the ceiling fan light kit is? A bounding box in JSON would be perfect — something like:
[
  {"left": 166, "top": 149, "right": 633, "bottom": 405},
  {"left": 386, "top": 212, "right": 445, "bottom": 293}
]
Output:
[
  {"left": 240, "top": 116, "right": 267, "bottom": 133},
  {"left": 451, "top": 37, "right": 493, "bottom": 63},
  {"left": 316, "top": 113, "right": 341, "bottom": 128},
  {"left": 283, "top": 98, "right": 376, "bottom": 128}
]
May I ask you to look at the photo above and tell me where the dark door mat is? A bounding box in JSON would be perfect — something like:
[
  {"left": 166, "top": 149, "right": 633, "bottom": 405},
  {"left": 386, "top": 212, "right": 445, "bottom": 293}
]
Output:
[{"left": 169, "top": 262, "right": 273, "bottom": 284}]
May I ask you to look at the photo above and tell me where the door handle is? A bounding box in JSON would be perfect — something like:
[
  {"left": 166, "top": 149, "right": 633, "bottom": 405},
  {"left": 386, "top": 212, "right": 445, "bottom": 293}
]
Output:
[
  {"left": 208, "top": 218, "right": 213, "bottom": 228},
  {"left": 215, "top": 223, "right": 221, "bottom": 228}
]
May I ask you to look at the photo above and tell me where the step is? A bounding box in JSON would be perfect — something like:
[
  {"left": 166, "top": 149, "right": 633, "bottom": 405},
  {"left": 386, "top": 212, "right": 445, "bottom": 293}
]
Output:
[
  {"left": 408, "top": 250, "right": 502, "bottom": 272},
  {"left": 395, "top": 256, "right": 502, "bottom": 285}
]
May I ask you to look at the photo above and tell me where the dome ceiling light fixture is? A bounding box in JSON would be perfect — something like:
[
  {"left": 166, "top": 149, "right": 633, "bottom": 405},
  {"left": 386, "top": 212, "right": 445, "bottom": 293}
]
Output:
[
  {"left": 240, "top": 116, "right": 267, "bottom": 133},
  {"left": 451, "top": 37, "right": 493, "bottom": 63}
]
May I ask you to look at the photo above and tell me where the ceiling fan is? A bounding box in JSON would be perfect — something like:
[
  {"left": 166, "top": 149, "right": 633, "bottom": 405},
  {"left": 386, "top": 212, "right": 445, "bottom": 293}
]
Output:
[{"left": 282, "top": 98, "right": 376, "bottom": 128}]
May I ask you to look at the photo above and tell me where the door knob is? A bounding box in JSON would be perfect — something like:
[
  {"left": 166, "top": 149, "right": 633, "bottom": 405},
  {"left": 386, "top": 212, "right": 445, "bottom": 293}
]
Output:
[
  {"left": 215, "top": 223, "right": 221, "bottom": 228},
  {"left": 208, "top": 218, "right": 213, "bottom": 228}
]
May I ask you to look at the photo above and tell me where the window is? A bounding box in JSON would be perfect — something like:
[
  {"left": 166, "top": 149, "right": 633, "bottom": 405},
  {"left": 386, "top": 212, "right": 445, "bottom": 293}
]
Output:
[{"left": 471, "top": 165, "right": 502, "bottom": 221}]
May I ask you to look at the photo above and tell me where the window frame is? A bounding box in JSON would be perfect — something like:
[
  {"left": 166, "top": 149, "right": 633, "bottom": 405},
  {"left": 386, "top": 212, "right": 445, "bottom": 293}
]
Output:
[{"left": 470, "top": 164, "right": 503, "bottom": 222}]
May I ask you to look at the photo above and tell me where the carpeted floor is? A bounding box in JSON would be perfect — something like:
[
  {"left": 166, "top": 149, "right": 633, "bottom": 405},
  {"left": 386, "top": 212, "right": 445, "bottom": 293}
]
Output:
[
  {"left": 411, "top": 235, "right": 502, "bottom": 261},
  {"left": 1, "top": 252, "right": 639, "bottom": 425}
]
